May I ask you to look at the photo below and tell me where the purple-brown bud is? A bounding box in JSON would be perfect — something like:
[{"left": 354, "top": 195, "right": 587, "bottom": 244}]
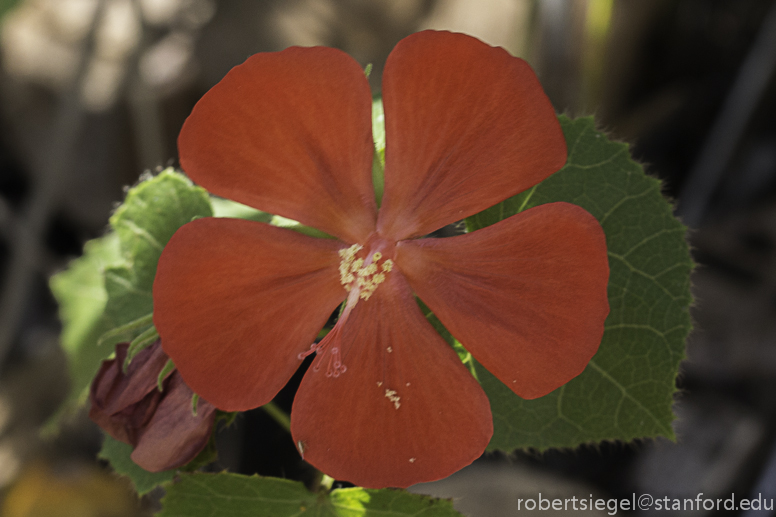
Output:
[{"left": 89, "top": 340, "right": 216, "bottom": 472}]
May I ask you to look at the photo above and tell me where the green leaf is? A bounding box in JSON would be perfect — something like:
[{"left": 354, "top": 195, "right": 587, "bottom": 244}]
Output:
[
  {"left": 50, "top": 169, "right": 213, "bottom": 422},
  {"left": 157, "top": 472, "right": 462, "bottom": 517},
  {"left": 466, "top": 115, "right": 693, "bottom": 450},
  {"left": 270, "top": 215, "right": 334, "bottom": 239},
  {"left": 372, "top": 98, "right": 386, "bottom": 206},
  {"left": 0, "top": 0, "right": 21, "bottom": 22},
  {"left": 330, "top": 487, "right": 461, "bottom": 517},
  {"left": 210, "top": 197, "right": 273, "bottom": 222},
  {"left": 98, "top": 435, "right": 175, "bottom": 496},
  {"left": 49, "top": 233, "right": 124, "bottom": 414},
  {"left": 372, "top": 97, "right": 386, "bottom": 167},
  {"left": 103, "top": 169, "right": 212, "bottom": 328}
]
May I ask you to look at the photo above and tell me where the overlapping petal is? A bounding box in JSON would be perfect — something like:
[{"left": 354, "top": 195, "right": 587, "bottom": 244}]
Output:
[
  {"left": 396, "top": 202, "right": 609, "bottom": 399},
  {"left": 178, "top": 46, "right": 377, "bottom": 243},
  {"left": 291, "top": 271, "right": 492, "bottom": 489},
  {"left": 377, "top": 31, "right": 568, "bottom": 241},
  {"left": 153, "top": 218, "right": 347, "bottom": 411},
  {"left": 130, "top": 373, "right": 216, "bottom": 473}
]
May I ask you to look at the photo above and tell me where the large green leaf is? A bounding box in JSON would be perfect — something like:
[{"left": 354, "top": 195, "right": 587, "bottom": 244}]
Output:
[
  {"left": 157, "top": 472, "right": 462, "bottom": 517},
  {"left": 466, "top": 115, "right": 693, "bottom": 450}
]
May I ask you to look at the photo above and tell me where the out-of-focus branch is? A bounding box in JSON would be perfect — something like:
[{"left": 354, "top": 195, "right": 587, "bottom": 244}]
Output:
[
  {"left": 678, "top": 1, "right": 776, "bottom": 227},
  {"left": 0, "top": 1, "right": 106, "bottom": 373}
]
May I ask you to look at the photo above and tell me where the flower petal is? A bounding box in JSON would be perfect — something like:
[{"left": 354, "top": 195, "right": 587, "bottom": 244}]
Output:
[
  {"left": 130, "top": 373, "right": 217, "bottom": 472},
  {"left": 178, "top": 46, "right": 377, "bottom": 243},
  {"left": 153, "top": 218, "right": 347, "bottom": 411},
  {"left": 290, "top": 271, "right": 492, "bottom": 489},
  {"left": 377, "top": 30, "right": 567, "bottom": 240},
  {"left": 396, "top": 202, "right": 609, "bottom": 399}
]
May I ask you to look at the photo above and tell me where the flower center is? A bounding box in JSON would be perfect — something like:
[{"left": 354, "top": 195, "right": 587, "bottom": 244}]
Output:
[
  {"left": 297, "top": 237, "right": 396, "bottom": 377},
  {"left": 337, "top": 243, "right": 394, "bottom": 301}
]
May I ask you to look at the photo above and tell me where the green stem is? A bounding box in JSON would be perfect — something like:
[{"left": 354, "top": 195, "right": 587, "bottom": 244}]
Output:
[
  {"left": 123, "top": 325, "right": 160, "bottom": 371},
  {"left": 157, "top": 358, "right": 175, "bottom": 391},
  {"left": 97, "top": 312, "right": 154, "bottom": 346},
  {"left": 261, "top": 401, "right": 291, "bottom": 433},
  {"left": 319, "top": 474, "right": 334, "bottom": 491}
]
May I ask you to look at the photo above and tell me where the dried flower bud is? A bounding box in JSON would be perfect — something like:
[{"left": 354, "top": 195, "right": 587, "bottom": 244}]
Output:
[{"left": 89, "top": 340, "right": 216, "bottom": 472}]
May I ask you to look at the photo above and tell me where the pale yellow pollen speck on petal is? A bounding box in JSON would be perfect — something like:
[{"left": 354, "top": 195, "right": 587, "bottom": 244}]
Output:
[
  {"left": 337, "top": 243, "right": 393, "bottom": 303},
  {"left": 384, "top": 388, "right": 401, "bottom": 409}
]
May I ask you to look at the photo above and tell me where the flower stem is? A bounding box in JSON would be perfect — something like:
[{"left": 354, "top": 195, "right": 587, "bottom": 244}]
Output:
[
  {"left": 308, "top": 469, "right": 335, "bottom": 493},
  {"left": 261, "top": 401, "right": 291, "bottom": 433},
  {"left": 319, "top": 474, "right": 334, "bottom": 490}
]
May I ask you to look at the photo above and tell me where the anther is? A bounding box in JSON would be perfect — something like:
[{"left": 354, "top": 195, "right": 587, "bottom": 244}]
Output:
[{"left": 338, "top": 243, "right": 393, "bottom": 305}]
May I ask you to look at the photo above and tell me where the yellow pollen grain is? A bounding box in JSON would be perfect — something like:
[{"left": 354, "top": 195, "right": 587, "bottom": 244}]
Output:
[
  {"left": 384, "top": 389, "right": 401, "bottom": 409},
  {"left": 381, "top": 260, "right": 393, "bottom": 272},
  {"left": 372, "top": 252, "right": 382, "bottom": 261}
]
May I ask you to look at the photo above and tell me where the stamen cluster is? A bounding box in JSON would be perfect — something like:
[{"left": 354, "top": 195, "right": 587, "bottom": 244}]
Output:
[{"left": 338, "top": 244, "right": 394, "bottom": 301}]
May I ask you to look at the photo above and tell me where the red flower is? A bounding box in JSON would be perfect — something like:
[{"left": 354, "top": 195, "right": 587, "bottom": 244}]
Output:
[
  {"left": 153, "top": 30, "right": 609, "bottom": 488},
  {"left": 89, "top": 341, "right": 216, "bottom": 472}
]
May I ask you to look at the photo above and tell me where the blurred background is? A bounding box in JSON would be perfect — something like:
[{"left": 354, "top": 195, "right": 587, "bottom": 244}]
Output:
[{"left": 1, "top": 0, "right": 776, "bottom": 515}]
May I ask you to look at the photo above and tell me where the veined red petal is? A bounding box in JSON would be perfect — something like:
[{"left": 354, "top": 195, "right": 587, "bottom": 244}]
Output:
[
  {"left": 291, "top": 271, "right": 492, "bottom": 489},
  {"left": 178, "top": 46, "right": 377, "bottom": 243},
  {"left": 377, "top": 30, "right": 567, "bottom": 240},
  {"left": 153, "top": 218, "right": 347, "bottom": 411},
  {"left": 396, "top": 203, "right": 609, "bottom": 399}
]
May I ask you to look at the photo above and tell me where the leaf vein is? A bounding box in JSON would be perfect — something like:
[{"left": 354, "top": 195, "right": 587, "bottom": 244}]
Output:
[
  {"left": 606, "top": 253, "right": 680, "bottom": 300},
  {"left": 587, "top": 359, "right": 671, "bottom": 435},
  {"left": 599, "top": 186, "right": 658, "bottom": 225},
  {"left": 117, "top": 219, "right": 165, "bottom": 252}
]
